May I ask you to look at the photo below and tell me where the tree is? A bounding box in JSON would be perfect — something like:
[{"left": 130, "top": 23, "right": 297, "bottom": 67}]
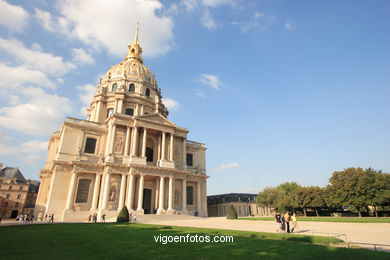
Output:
[
  {"left": 256, "top": 187, "right": 279, "bottom": 212},
  {"left": 227, "top": 205, "right": 238, "bottom": 219},
  {"left": 275, "top": 182, "right": 301, "bottom": 211},
  {"left": 117, "top": 206, "right": 130, "bottom": 222},
  {"left": 294, "top": 186, "right": 325, "bottom": 216}
]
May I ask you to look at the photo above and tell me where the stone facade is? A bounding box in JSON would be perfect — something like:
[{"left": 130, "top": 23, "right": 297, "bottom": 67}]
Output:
[
  {"left": 207, "top": 193, "right": 272, "bottom": 217},
  {"left": 34, "top": 28, "right": 208, "bottom": 221},
  {"left": 0, "top": 165, "right": 40, "bottom": 218}
]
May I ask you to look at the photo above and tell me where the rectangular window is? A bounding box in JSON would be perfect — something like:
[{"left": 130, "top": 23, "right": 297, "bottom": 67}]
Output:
[
  {"left": 125, "top": 108, "right": 134, "bottom": 116},
  {"left": 75, "top": 179, "right": 91, "bottom": 203},
  {"left": 19, "top": 186, "right": 23, "bottom": 190},
  {"left": 15, "top": 202, "right": 19, "bottom": 208},
  {"left": 8, "top": 186, "right": 12, "bottom": 190},
  {"left": 84, "top": 138, "right": 97, "bottom": 154},
  {"left": 186, "top": 186, "right": 194, "bottom": 205},
  {"left": 17, "top": 194, "right": 21, "bottom": 199},
  {"left": 186, "top": 153, "right": 193, "bottom": 166},
  {"left": 6, "top": 194, "right": 10, "bottom": 199},
  {"left": 107, "top": 108, "right": 114, "bottom": 117}
]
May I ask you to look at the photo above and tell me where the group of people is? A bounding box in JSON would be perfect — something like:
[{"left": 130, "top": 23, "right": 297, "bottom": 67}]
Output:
[
  {"left": 274, "top": 211, "right": 297, "bottom": 233},
  {"left": 88, "top": 213, "right": 105, "bottom": 223},
  {"left": 16, "top": 214, "right": 34, "bottom": 223}
]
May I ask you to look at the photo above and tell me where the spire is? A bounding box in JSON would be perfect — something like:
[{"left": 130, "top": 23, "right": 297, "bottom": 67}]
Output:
[{"left": 125, "top": 24, "right": 143, "bottom": 63}]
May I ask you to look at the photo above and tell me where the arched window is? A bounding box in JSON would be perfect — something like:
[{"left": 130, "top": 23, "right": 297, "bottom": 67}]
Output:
[
  {"left": 129, "top": 83, "right": 135, "bottom": 92},
  {"left": 111, "top": 83, "right": 117, "bottom": 92},
  {"left": 145, "top": 88, "right": 150, "bottom": 97}
]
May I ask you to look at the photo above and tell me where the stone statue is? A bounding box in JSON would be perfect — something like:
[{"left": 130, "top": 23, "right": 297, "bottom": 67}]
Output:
[
  {"left": 109, "top": 186, "right": 117, "bottom": 202},
  {"left": 114, "top": 136, "right": 123, "bottom": 153}
]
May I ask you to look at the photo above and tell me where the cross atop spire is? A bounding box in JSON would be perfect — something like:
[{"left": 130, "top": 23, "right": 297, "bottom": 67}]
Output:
[
  {"left": 134, "top": 22, "right": 140, "bottom": 44},
  {"left": 125, "top": 24, "right": 143, "bottom": 63}
]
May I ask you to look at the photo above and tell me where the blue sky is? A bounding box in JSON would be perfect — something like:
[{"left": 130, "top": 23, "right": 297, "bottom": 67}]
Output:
[{"left": 0, "top": 0, "right": 389, "bottom": 195}]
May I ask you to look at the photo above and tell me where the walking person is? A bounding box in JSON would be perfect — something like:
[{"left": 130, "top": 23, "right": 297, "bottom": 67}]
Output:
[
  {"left": 88, "top": 214, "right": 92, "bottom": 222},
  {"left": 274, "top": 211, "right": 282, "bottom": 233},
  {"left": 284, "top": 211, "right": 291, "bottom": 233},
  {"left": 0, "top": 215, "right": 2, "bottom": 224},
  {"left": 291, "top": 213, "right": 297, "bottom": 233},
  {"left": 49, "top": 213, "right": 54, "bottom": 223},
  {"left": 102, "top": 213, "right": 106, "bottom": 223},
  {"left": 280, "top": 213, "right": 286, "bottom": 233},
  {"left": 44, "top": 213, "right": 48, "bottom": 222},
  {"left": 93, "top": 213, "right": 97, "bottom": 223}
]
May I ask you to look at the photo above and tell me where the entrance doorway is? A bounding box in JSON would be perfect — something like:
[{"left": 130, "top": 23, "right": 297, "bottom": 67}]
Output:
[
  {"left": 143, "top": 189, "right": 152, "bottom": 214},
  {"left": 11, "top": 210, "right": 18, "bottom": 218}
]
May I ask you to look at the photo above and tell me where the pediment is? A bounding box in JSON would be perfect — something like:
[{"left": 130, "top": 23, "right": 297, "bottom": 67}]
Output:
[{"left": 137, "top": 113, "right": 176, "bottom": 127}]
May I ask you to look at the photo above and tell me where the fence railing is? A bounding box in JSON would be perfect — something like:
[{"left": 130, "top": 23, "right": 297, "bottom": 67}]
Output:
[{"left": 347, "top": 242, "right": 390, "bottom": 252}]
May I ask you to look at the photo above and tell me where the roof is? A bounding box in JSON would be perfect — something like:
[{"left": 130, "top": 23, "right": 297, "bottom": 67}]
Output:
[
  {"left": 0, "top": 167, "right": 26, "bottom": 182},
  {"left": 207, "top": 193, "right": 257, "bottom": 204}
]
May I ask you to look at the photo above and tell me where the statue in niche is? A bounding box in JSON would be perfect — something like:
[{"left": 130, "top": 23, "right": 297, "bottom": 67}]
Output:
[
  {"left": 109, "top": 185, "right": 117, "bottom": 202},
  {"left": 114, "top": 136, "right": 124, "bottom": 153}
]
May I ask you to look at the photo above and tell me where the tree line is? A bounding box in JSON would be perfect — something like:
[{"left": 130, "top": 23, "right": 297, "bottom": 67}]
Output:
[{"left": 256, "top": 167, "right": 390, "bottom": 217}]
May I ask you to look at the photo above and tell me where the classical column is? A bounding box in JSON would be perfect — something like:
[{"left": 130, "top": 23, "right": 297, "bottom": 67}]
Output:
[
  {"left": 118, "top": 174, "right": 126, "bottom": 210},
  {"left": 167, "top": 176, "right": 174, "bottom": 211},
  {"left": 105, "top": 123, "right": 113, "bottom": 155},
  {"left": 90, "top": 174, "right": 101, "bottom": 210},
  {"left": 95, "top": 101, "right": 102, "bottom": 122},
  {"left": 157, "top": 135, "right": 161, "bottom": 160},
  {"left": 126, "top": 174, "right": 135, "bottom": 210},
  {"left": 155, "top": 178, "right": 160, "bottom": 210},
  {"left": 109, "top": 124, "right": 116, "bottom": 154},
  {"left": 65, "top": 172, "right": 77, "bottom": 210},
  {"left": 141, "top": 128, "right": 147, "bottom": 158},
  {"left": 124, "top": 126, "right": 131, "bottom": 156},
  {"left": 169, "top": 134, "right": 174, "bottom": 161},
  {"left": 137, "top": 175, "right": 144, "bottom": 211},
  {"left": 140, "top": 105, "right": 144, "bottom": 115},
  {"left": 182, "top": 138, "right": 187, "bottom": 167},
  {"left": 182, "top": 179, "right": 187, "bottom": 213},
  {"left": 114, "top": 99, "right": 118, "bottom": 113},
  {"left": 161, "top": 132, "right": 166, "bottom": 160},
  {"left": 131, "top": 127, "right": 138, "bottom": 156},
  {"left": 98, "top": 174, "right": 106, "bottom": 209},
  {"left": 197, "top": 181, "right": 202, "bottom": 215},
  {"left": 101, "top": 171, "right": 111, "bottom": 210},
  {"left": 117, "top": 98, "right": 123, "bottom": 114},
  {"left": 157, "top": 176, "right": 165, "bottom": 214}
]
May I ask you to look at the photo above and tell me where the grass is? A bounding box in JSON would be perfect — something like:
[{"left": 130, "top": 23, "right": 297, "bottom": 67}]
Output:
[
  {"left": 238, "top": 217, "right": 390, "bottom": 223},
  {"left": 0, "top": 223, "right": 389, "bottom": 259}
]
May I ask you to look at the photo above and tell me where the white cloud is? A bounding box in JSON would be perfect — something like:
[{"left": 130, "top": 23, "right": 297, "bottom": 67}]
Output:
[
  {"left": 199, "top": 73, "right": 223, "bottom": 89},
  {"left": 195, "top": 91, "right": 206, "bottom": 98},
  {"left": 181, "top": 0, "right": 199, "bottom": 11},
  {"left": 0, "top": 87, "right": 72, "bottom": 136},
  {"left": 203, "top": 0, "right": 238, "bottom": 7},
  {"left": 76, "top": 84, "right": 96, "bottom": 116},
  {"left": 0, "top": 38, "right": 76, "bottom": 76},
  {"left": 0, "top": 0, "right": 29, "bottom": 32},
  {"left": 214, "top": 162, "right": 240, "bottom": 171},
  {"left": 285, "top": 23, "right": 295, "bottom": 30},
  {"left": 71, "top": 48, "right": 95, "bottom": 65},
  {"left": 163, "top": 98, "right": 179, "bottom": 110},
  {"left": 201, "top": 9, "right": 217, "bottom": 29},
  {"left": 36, "top": 0, "right": 175, "bottom": 58},
  {"left": 254, "top": 12, "right": 263, "bottom": 19}
]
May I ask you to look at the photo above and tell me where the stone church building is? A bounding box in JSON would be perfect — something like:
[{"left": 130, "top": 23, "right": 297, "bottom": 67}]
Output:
[{"left": 34, "top": 28, "right": 207, "bottom": 221}]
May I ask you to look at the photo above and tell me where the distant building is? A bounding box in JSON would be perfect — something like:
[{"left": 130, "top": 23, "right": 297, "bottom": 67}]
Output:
[
  {"left": 0, "top": 164, "right": 40, "bottom": 218},
  {"left": 207, "top": 193, "right": 273, "bottom": 217}
]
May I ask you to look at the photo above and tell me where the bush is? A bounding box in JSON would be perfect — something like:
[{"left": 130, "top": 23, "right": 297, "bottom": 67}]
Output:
[
  {"left": 227, "top": 205, "right": 238, "bottom": 219},
  {"left": 117, "top": 206, "right": 130, "bottom": 222}
]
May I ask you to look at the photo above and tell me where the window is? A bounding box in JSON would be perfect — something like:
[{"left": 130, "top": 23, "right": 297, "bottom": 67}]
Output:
[
  {"left": 186, "top": 153, "right": 193, "bottom": 166},
  {"left": 145, "top": 88, "right": 150, "bottom": 97},
  {"left": 8, "top": 186, "right": 12, "bottom": 190},
  {"left": 129, "top": 83, "right": 135, "bottom": 92},
  {"left": 10, "top": 180, "right": 14, "bottom": 184},
  {"left": 84, "top": 138, "right": 97, "bottom": 154},
  {"left": 75, "top": 179, "right": 91, "bottom": 203},
  {"left": 6, "top": 194, "right": 10, "bottom": 199},
  {"left": 146, "top": 147, "right": 153, "bottom": 162},
  {"left": 19, "top": 186, "right": 23, "bottom": 190},
  {"left": 125, "top": 108, "right": 134, "bottom": 116},
  {"left": 186, "top": 186, "right": 194, "bottom": 205},
  {"left": 4, "top": 202, "right": 8, "bottom": 208},
  {"left": 107, "top": 108, "right": 114, "bottom": 117},
  {"left": 111, "top": 83, "right": 117, "bottom": 91},
  {"left": 17, "top": 194, "right": 21, "bottom": 199},
  {"left": 15, "top": 202, "right": 19, "bottom": 208}
]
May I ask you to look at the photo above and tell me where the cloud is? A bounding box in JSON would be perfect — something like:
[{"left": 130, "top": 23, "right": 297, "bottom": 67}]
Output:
[
  {"left": 0, "top": 0, "right": 29, "bottom": 32},
  {"left": 36, "top": 0, "right": 175, "bottom": 58},
  {"left": 195, "top": 91, "right": 206, "bottom": 98},
  {"left": 203, "top": 0, "right": 238, "bottom": 7},
  {"left": 201, "top": 9, "right": 217, "bottom": 29},
  {"left": 198, "top": 73, "right": 223, "bottom": 89},
  {"left": 76, "top": 84, "right": 96, "bottom": 116},
  {"left": 0, "top": 38, "right": 76, "bottom": 76},
  {"left": 214, "top": 162, "right": 240, "bottom": 171},
  {"left": 181, "top": 0, "right": 199, "bottom": 11},
  {"left": 0, "top": 87, "right": 72, "bottom": 136},
  {"left": 163, "top": 98, "right": 179, "bottom": 110},
  {"left": 285, "top": 23, "right": 295, "bottom": 30},
  {"left": 253, "top": 12, "right": 263, "bottom": 19},
  {"left": 71, "top": 48, "right": 95, "bottom": 65}
]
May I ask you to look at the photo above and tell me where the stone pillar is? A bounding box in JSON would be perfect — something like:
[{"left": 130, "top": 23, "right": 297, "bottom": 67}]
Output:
[
  {"left": 137, "top": 175, "right": 144, "bottom": 212},
  {"left": 169, "top": 134, "right": 174, "bottom": 161},
  {"left": 182, "top": 179, "right": 187, "bottom": 213},
  {"left": 155, "top": 178, "right": 159, "bottom": 210},
  {"left": 182, "top": 138, "right": 187, "bottom": 167},
  {"left": 90, "top": 174, "right": 101, "bottom": 210},
  {"left": 105, "top": 123, "right": 113, "bottom": 155},
  {"left": 197, "top": 181, "right": 201, "bottom": 215},
  {"left": 102, "top": 172, "right": 111, "bottom": 210},
  {"left": 117, "top": 98, "right": 123, "bottom": 114},
  {"left": 124, "top": 126, "right": 131, "bottom": 156},
  {"left": 126, "top": 174, "right": 135, "bottom": 210},
  {"left": 140, "top": 105, "right": 144, "bottom": 115},
  {"left": 157, "top": 176, "right": 165, "bottom": 214},
  {"left": 141, "top": 128, "right": 147, "bottom": 158},
  {"left": 118, "top": 174, "right": 126, "bottom": 210},
  {"left": 161, "top": 132, "right": 166, "bottom": 160},
  {"left": 98, "top": 174, "right": 106, "bottom": 209},
  {"left": 65, "top": 172, "right": 77, "bottom": 210},
  {"left": 109, "top": 124, "right": 116, "bottom": 154},
  {"left": 131, "top": 127, "right": 138, "bottom": 156},
  {"left": 95, "top": 101, "right": 102, "bottom": 122},
  {"left": 167, "top": 176, "right": 174, "bottom": 212}
]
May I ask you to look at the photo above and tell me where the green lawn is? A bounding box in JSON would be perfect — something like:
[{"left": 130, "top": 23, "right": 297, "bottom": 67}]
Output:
[
  {"left": 239, "top": 217, "right": 390, "bottom": 223},
  {"left": 0, "top": 223, "right": 388, "bottom": 259}
]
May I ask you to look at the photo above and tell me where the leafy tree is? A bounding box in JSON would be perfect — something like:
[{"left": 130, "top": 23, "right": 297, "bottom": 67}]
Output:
[
  {"left": 227, "top": 205, "right": 238, "bottom": 219},
  {"left": 294, "top": 186, "right": 325, "bottom": 216},
  {"left": 256, "top": 187, "right": 279, "bottom": 212},
  {"left": 117, "top": 206, "right": 130, "bottom": 222},
  {"left": 275, "top": 182, "right": 301, "bottom": 211}
]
